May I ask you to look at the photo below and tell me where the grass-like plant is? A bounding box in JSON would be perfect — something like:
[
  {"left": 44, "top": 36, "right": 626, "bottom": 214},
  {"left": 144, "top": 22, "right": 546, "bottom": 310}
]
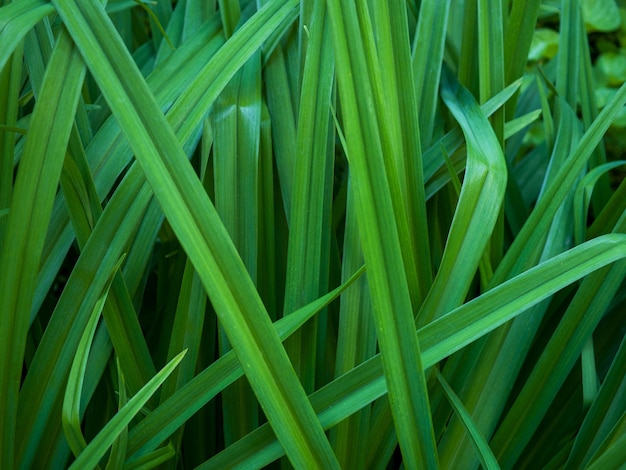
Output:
[{"left": 1, "top": 0, "right": 625, "bottom": 468}]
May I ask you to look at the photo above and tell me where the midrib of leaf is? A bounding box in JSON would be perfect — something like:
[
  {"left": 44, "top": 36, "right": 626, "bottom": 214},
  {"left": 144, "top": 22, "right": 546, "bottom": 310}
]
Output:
[{"left": 51, "top": 0, "right": 339, "bottom": 467}]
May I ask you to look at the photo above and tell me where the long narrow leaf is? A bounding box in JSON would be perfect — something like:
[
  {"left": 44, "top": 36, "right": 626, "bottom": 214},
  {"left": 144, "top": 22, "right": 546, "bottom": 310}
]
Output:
[
  {"left": 126, "top": 265, "right": 365, "bottom": 460},
  {"left": 0, "top": 26, "right": 86, "bottom": 469},
  {"left": 325, "top": 0, "right": 438, "bottom": 466},
  {"left": 435, "top": 369, "right": 500, "bottom": 470},
  {"left": 0, "top": 0, "right": 55, "bottom": 71},
  {"left": 202, "top": 234, "right": 626, "bottom": 467},
  {"left": 69, "top": 350, "right": 187, "bottom": 470},
  {"left": 62, "top": 255, "right": 125, "bottom": 458},
  {"left": 52, "top": 1, "right": 339, "bottom": 467}
]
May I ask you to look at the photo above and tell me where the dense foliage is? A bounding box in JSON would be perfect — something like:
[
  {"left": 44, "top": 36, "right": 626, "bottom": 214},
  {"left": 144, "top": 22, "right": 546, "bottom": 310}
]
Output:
[{"left": 1, "top": 0, "right": 625, "bottom": 468}]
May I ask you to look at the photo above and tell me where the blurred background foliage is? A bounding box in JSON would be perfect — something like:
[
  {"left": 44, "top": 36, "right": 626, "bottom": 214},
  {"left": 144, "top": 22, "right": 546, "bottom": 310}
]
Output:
[{"left": 531, "top": 0, "right": 626, "bottom": 170}]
